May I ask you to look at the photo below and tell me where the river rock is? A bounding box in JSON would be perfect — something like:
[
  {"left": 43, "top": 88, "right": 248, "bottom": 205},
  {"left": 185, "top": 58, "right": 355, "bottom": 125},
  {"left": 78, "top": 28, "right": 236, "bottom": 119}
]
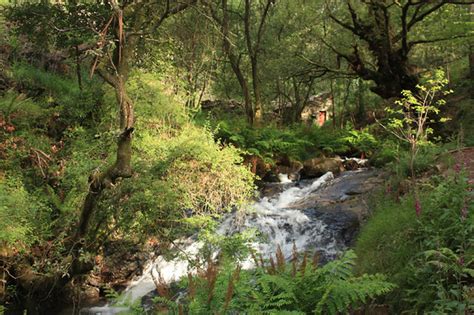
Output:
[
  {"left": 303, "top": 209, "right": 360, "bottom": 246},
  {"left": 261, "top": 170, "right": 280, "bottom": 182},
  {"left": 289, "top": 169, "right": 384, "bottom": 221},
  {"left": 243, "top": 154, "right": 269, "bottom": 179},
  {"left": 343, "top": 159, "right": 359, "bottom": 170},
  {"left": 275, "top": 156, "right": 303, "bottom": 172},
  {"left": 301, "top": 157, "right": 344, "bottom": 178},
  {"left": 260, "top": 181, "right": 298, "bottom": 198},
  {"left": 81, "top": 286, "right": 100, "bottom": 304}
]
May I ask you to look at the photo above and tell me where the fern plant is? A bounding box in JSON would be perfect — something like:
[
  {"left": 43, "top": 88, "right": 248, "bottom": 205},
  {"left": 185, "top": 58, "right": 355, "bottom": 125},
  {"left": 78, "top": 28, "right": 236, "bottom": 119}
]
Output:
[
  {"left": 153, "top": 248, "right": 394, "bottom": 314},
  {"left": 294, "top": 250, "right": 395, "bottom": 315}
]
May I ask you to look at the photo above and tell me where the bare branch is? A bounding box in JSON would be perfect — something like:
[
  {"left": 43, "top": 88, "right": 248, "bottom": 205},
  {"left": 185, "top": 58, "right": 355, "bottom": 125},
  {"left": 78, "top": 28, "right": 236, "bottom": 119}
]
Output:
[
  {"left": 151, "top": 0, "right": 197, "bottom": 34},
  {"left": 409, "top": 33, "right": 473, "bottom": 48}
]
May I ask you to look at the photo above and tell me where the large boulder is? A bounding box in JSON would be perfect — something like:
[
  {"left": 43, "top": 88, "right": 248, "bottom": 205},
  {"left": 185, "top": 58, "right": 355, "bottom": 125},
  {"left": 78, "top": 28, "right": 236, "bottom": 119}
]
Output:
[
  {"left": 243, "top": 154, "right": 269, "bottom": 179},
  {"left": 301, "top": 157, "right": 344, "bottom": 178},
  {"left": 289, "top": 169, "right": 385, "bottom": 222}
]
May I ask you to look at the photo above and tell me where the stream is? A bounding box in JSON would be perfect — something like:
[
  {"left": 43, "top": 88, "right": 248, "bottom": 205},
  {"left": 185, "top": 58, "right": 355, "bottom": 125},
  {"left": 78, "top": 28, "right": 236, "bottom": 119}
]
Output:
[{"left": 78, "top": 167, "right": 381, "bottom": 315}]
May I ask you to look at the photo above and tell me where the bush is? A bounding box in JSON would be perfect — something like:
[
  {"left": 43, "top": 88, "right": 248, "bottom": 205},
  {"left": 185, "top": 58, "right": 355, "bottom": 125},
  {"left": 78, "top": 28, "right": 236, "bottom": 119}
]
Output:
[
  {"left": 355, "top": 170, "right": 474, "bottom": 313},
  {"left": 214, "top": 120, "right": 313, "bottom": 162},
  {"left": 132, "top": 74, "right": 255, "bottom": 215},
  {"left": 86, "top": 74, "right": 256, "bottom": 243},
  {"left": 369, "top": 138, "right": 400, "bottom": 167},
  {"left": 0, "top": 176, "right": 51, "bottom": 248},
  {"left": 12, "top": 63, "right": 104, "bottom": 125}
]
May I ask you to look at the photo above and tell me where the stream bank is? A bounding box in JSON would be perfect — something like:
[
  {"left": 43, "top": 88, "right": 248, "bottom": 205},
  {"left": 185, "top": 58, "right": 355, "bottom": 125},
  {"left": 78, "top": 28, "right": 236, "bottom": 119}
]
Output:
[{"left": 73, "top": 165, "right": 385, "bottom": 314}]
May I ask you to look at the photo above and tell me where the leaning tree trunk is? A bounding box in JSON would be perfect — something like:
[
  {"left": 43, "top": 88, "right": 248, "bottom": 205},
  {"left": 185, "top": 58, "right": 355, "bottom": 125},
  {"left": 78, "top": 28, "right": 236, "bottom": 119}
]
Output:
[
  {"left": 75, "top": 79, "right": 133, "bottom": 241},
  {"left": 75, "top": 54, "right": 134, "bottom": 242}
]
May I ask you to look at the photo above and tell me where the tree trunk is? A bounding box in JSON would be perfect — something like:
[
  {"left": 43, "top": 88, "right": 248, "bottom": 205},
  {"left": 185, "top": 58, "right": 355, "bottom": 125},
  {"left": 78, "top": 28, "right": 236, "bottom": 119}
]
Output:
[
  {"left": 355, "top": 79, "right": 366, "bottom": 128},
  {"left": 75, "top": 45, "right": 82, "bottom": 91},
  {"left": 75, "top": 32, "right": 136, "bottom": 243},
  {"left": 339, "top": 79, "right": 352, "bottom": 128},
  {"left": 470, "top": 4, "right": 474, "bottom": 96},
  {"left": 330, "top": 2, "right": 419, "bottom": 99},
  {"left": 222, "top": 0, "right": 254, "bottom": 125},
  {"left": 280, "top": 77, "right": 315, "bottom": 125},
  {"left": 243, "top": 0, "right": 273, "bottom": 125},
  {"left": 330, "top": 79, "right": 336, "bottom": 128},
  {"left": 251, "top": 57, "right": 262, "bottom": 123}
]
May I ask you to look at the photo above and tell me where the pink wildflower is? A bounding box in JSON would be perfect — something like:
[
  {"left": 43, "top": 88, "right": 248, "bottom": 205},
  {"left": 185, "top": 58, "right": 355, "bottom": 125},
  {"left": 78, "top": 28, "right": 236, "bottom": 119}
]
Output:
[
  {"left": 415, "top": 199, "right": 422, "bottom": 217},
  {"left": 454, "top": 163, "right": 461, "bottom": 173}
]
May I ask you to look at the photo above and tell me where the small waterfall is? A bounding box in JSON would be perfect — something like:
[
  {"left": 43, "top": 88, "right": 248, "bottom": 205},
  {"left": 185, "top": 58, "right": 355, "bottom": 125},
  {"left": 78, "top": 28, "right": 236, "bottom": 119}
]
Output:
[
  {"left": 277, "top": 173, "right": 292, "bottom": 183},
  {"left": 122, "top": 172, "right": 338, "bottom": 303},
  {"left": 80, "top": 170, "right": 365, "bottom": 314}
]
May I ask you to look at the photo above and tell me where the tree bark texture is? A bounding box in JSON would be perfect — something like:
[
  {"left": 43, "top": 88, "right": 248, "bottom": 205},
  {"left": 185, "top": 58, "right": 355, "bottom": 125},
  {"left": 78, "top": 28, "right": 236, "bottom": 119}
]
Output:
[
  {"left": 221, "top": 0, "right": 254, "bottom": 125},
  {"left": 329, "top": 1, "right": 473, "bottom": 99}
]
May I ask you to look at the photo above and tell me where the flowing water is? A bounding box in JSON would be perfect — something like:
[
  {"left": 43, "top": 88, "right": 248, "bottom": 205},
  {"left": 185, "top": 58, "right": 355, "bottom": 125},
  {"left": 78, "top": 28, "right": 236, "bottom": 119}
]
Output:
[{"left": 79, "top": 170, "right": 371, "bottom": 314}]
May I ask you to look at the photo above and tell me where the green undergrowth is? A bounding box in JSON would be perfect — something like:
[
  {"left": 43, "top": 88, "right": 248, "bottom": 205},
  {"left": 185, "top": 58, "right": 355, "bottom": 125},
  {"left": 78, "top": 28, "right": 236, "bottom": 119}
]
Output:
[
  {"left": 95, "top": 73, "right": 255, "bottom": 242},
  {"left": 370, "top": 140, "right": 458, "bottom": 196},
  {"left": 355, "top": 170, "right": 474, "bottom": 313},
  {"left": 151, "top": 245, "right": 394, "bottom": 315},
  {"left": 0, "top": 67, "right": 255, "bottom": 270},
  {"left": 196, "top": 113, "right": 379, "bottom": 164},
  {"left": 12, "top": 62, "right": 105, "bottom": 126}
]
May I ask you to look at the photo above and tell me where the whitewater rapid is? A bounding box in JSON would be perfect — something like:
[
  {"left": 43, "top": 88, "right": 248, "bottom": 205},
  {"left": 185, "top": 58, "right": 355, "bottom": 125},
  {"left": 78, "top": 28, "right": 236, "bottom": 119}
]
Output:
[{"left": 121, "top": 171, "right": 340, "bottom": 303}]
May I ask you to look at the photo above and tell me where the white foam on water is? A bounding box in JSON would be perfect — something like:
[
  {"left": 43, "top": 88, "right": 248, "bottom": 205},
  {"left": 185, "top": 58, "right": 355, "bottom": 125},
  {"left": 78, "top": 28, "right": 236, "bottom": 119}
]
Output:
[
  {"left": 122, "top": 240, "right": 203, "bottom": 302},
  {"left": 274, "top": 171, "right": 334, "bottom": 208},
  {"left": 88, "top": 171, "right": 340, "bottom": 311},
  {"left": 344, "top": 157, "right": 369, "bottom": 166},
  {"left": 277, "top": 173, "right": 293, "bottom": 183}
]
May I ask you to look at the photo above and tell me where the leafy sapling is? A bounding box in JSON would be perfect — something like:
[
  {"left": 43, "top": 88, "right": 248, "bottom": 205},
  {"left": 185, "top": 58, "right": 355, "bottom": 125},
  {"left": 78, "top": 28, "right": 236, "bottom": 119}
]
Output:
[{"left": 376, "top": 70, "right": 452, "bottom": 214}]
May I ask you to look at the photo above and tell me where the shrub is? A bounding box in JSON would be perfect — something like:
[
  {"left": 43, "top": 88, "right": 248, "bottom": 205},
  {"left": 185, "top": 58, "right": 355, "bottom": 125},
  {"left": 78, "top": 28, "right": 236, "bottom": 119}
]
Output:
[
  {"left": 369, "top": 138, "right": 400, "bottom": 167},
  {"left": 355, "top": 170, "right": 474, "bottom": 313},
  {"left": 0, "top": 176, "right": 51, "bottom": 248},
  {"left": 339, "top": 127, "right": 378, "bottom": 157},
  {"left": 11, "top": 63, "right": 104, "bottom": 125},
  {"left": 377, "top": 70, "right": 451, "bottom": 181},
  {"left": 215, "top": 120, "right": 314, "bottom": 162},
  {"left": 86, "top": 74, "right": 256, "bottom": 243}
]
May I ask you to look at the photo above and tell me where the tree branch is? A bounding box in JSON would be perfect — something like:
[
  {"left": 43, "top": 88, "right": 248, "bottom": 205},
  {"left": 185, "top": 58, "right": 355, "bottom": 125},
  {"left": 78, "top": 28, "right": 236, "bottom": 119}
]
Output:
[
  {"left": 151, "top": 0, "right": 197, "bottom": 34},
  {"left": 409, "top": 33, "right": 473, "bottom": 48},
  {"left": 255, "top": 0, "right": 274, "bottom": 54}
]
